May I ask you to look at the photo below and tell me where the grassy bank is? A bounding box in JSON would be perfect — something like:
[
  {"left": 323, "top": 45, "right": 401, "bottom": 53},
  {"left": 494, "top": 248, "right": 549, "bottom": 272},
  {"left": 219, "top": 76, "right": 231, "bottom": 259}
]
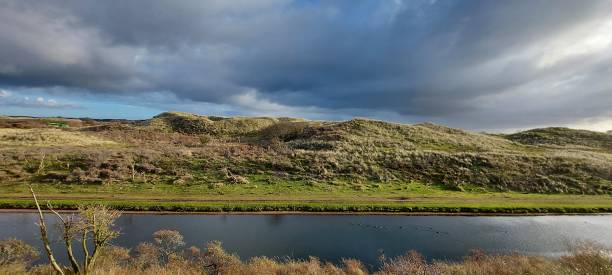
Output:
[
  {"left": 2, "top": 196, "right": 612, "bottom": 214},
  {"left": 2, "top": 181, "right": 612, "bottom": 213},
  {"left": 2, "top": 199, "right": 612, "bottom": 213}
]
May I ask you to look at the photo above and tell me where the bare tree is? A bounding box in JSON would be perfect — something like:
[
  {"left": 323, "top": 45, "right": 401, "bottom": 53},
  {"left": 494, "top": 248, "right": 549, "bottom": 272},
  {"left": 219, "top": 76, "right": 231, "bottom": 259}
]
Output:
[{"left": 30, "top": 186, "right": 121, "bottom": 274}]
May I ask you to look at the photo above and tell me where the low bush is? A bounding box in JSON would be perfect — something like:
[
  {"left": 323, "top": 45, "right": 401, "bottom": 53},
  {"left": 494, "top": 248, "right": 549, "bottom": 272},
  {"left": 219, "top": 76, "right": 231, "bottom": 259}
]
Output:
[
  {"left": 3, "top": 229, "right": 610, "bottom": 275},
  {"left": 0, "top": 239, "right": 38, "bottom": 266}
]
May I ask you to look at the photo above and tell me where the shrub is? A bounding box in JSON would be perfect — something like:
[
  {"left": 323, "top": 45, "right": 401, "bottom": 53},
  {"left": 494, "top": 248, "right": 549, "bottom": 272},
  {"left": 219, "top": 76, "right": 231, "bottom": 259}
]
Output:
[
  {"left": 173, "top": 174, "right": 194, "bottom": 185},
  {"left": 96, "top": 246, "right": 131, "bottom": 268},
  {"left": 208, "top": 182, "right": 225, "bottom": 189},
  {"left": 199, "top": 135, "right": 212, "bottom": 145},
  {"left": 342, "top": 258, "right": 368, "bottom": 275},
  {"left": 559, "top": 242, "right": 612, "bottom": 274},
  {"left": 3, "top": 228, "right": 612, "bottom": 275},
  {"left": 228, "top": 175, "right": 250, "bottom": 184},
  {"left": 152, "top": 230, "right": 185, "bottom": 264},
  {"left": 0, "top": 239, "right": 39, "bottom": 266},
  {"left": 202, "top": 241, "right": 242, "bottom": 274},
  {"left": 134, "top": 242, "right": 160, "bottom": 268},
  {"left": 377, "top": 250, "right": 438, "bottom": 274}
]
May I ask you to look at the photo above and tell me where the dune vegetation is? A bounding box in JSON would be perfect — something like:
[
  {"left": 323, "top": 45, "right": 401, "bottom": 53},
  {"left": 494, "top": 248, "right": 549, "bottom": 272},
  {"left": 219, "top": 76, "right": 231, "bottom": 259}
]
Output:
[
  {"left": 0, "top": 128, "right": 116, "bottom": 147},
  {"left": 0, "top": 113, "right": 611, "bottom": 213}
]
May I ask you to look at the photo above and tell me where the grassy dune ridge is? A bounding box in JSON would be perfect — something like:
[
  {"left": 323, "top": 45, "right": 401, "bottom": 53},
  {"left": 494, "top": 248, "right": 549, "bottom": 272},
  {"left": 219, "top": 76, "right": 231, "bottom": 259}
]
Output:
[{"left": 1, "top": 112, "right": 611, "bottom": 213}]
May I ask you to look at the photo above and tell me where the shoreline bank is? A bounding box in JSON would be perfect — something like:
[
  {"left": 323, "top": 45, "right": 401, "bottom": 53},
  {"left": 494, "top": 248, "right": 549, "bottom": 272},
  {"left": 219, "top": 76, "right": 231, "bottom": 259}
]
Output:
[
  {"left": 1, "top": 208, "right": 612, "bottom": 216},
  {"left": 2, "top": 199, "right": 611, "bottom": 215}
]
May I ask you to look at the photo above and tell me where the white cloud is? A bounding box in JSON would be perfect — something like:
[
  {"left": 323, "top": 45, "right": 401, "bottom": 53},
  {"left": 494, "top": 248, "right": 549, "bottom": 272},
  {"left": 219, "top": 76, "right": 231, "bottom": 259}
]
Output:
[
  {"left": 0, "top": 91, "right": 78, "bottom": 109},
  {"left": 538, "top": 19, "right": 612, "bottom": 68},
  {"left": 27, "top": 97, "right": 70, "bottom": 108},
  {"left": 566, "top": 117, "right": 612, "bottom": 132},
  {"left": 0, "top": 90, "right": 11, "bottom": 98},
  {"left": 229, "top": 89, "right": 327, "bottom": 118}
]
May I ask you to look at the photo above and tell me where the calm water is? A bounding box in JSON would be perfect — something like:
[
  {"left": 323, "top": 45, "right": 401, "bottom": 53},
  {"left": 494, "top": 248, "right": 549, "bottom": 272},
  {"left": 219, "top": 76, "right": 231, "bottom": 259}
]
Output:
[{"left": 1, "top": 213, "right": 611, "bottom": 268}]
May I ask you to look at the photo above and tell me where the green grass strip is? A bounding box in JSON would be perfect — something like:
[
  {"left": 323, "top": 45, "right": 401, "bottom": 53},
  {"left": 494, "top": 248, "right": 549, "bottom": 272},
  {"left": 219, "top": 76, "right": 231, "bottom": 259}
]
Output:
[{"left": 1, "top": 199, "right": 611, "bottom": 214}]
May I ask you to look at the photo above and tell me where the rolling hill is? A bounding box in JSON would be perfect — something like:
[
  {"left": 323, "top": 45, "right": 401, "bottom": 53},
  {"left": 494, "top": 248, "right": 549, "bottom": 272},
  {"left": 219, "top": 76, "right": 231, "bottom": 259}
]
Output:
[{"left": 0, "top": 112, "right": 611, "bottom": 196}]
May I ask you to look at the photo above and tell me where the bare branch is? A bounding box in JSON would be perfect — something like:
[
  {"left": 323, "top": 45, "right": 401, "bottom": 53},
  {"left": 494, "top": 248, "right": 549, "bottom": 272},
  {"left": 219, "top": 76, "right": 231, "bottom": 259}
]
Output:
[
  {"left": 36, "top": 153, "right": 46, "bottom": 175},
  {"left": 46, "top": 201, "right": 66, "bottom": 224},
  {"left": 29, "top": 185, "right": 65, "bottom": 275},
  {"left": 47, "top": 201, "right": 81, "bottom": 274}
]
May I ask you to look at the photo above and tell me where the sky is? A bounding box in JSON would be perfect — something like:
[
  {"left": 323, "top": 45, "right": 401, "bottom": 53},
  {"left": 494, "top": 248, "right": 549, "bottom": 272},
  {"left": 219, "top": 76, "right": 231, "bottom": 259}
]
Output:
[{"left": 1, "top": 0, "right": 611, "bottom": 132}]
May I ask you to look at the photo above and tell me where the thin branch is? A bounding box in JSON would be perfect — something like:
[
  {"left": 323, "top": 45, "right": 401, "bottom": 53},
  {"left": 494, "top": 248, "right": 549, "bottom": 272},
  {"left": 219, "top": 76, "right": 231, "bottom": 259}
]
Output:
[
  {"left": 82, "top": 229, "right": 90, "bottom": 269},
  {"left": 47, "top": 202, "right": 81, "bottom": 274},
  {"left": 36, "top": 153, "right": 46, "bottom": 175},
  {"left": 29, "top": 185, "right": 65, "bottom": 275},
  {"left": 46, "top": 202, "right": 66, "bottom": 224}
]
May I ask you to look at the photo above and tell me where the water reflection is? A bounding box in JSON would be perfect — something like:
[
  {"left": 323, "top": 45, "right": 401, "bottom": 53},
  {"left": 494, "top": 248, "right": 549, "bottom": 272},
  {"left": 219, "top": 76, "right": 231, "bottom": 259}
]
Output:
[
  {"left": 267, "top": 215, "right": 284, "bottom": 226},
  {"left": 1, "top": 213, "right": 611, "bottom": 268}
]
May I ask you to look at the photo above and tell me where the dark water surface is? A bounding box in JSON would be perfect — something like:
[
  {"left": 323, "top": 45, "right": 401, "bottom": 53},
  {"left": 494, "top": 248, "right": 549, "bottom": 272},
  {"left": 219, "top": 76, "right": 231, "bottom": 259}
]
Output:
[{"left": 1, "top": 213, "right": 611, "bottom": 268}]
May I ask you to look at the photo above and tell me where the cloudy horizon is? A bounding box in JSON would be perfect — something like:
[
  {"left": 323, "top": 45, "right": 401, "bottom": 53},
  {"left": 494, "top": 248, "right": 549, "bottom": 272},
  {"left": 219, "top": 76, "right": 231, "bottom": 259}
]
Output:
[{"left": 1, "top": 0, "right": 611, "bottom": 132}]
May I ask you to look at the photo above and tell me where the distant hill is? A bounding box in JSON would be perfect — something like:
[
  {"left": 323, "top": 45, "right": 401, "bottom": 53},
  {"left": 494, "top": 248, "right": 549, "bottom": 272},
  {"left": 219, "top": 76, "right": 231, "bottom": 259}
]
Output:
[
  {"left": 148, "top": 112, "right": 303, "bottom": 135},
  {"left": 0, "top": 113, "right": 610, "bottom": 195},
  {"left": 506, "top": 127, "right": 612, "bottom": 151}
]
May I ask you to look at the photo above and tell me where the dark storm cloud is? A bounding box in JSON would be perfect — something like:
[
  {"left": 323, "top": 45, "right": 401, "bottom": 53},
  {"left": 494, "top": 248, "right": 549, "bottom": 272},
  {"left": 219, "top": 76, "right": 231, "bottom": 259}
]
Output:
[{"left": 0, "top": 0, "right": 611, "bottom": 129}]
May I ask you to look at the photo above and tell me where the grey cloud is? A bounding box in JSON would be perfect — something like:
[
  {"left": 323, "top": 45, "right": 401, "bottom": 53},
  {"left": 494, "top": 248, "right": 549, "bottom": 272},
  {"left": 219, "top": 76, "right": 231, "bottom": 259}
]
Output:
[
  {"left": 0, "top": 0, "right": 611, "bottom": 129},
  {"left": 0, "top": 1, "right": 145, "bottom": 91}
]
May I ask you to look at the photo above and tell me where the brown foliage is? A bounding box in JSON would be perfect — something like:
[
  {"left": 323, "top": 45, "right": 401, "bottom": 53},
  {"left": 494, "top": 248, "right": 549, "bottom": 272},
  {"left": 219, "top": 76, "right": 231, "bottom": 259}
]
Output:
[{"left": 0, "top": 239, "right": 39, "bottom": 266}]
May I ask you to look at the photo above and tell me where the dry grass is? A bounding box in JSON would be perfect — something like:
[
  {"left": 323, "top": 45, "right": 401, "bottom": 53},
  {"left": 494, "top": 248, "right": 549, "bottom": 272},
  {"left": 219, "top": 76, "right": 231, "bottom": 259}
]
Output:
[
  {"left": 0, "top": 128, "right": 116, "bottom": 147},
  {"left": 2, "top": 236, "right": 610, "bottom": 275},
  {"left": 434, "top": 252, "right": 559, "bottom": 275}
]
